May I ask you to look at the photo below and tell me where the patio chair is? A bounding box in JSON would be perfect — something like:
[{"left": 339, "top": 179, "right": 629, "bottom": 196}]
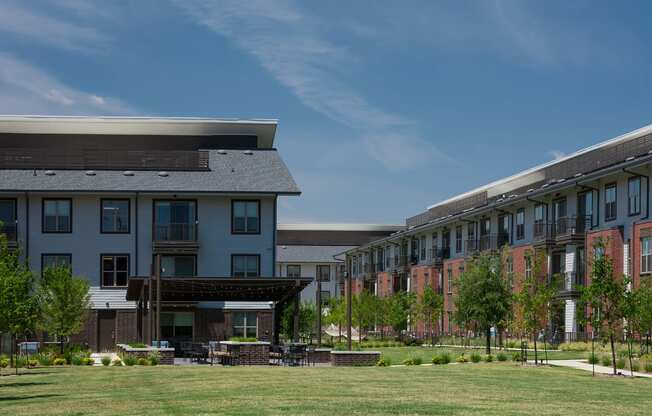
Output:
[
  {"left": 288, "top": 344, "right": 307, "bottom": 367},
  {"left": 180, "top": 341, "right": 193, "bottom": 358},
  {"left": 208, "top": 341, "right": 220, "bottom": 366},
  {"left": 269, "top": 345, "right": 283, "bottom": 366},
  {"left": 223, "top": 344, "right": 240, "bottom": 366},
  {"left": 189, "top": 343, "right": 207, "bottom": 363}
]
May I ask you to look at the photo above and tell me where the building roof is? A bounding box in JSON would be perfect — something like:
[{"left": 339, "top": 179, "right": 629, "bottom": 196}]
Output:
[
  {"left": 276, "top": 245, "right": 355, "bottom": 263},
  {"left": 278, "top": 224, "right": 403, "bottom": 231},
  {"left": 0, "top": 149, "right": 300, "bottom": 194},
  {"left": 277, "top": 224, "right": 404, "bottom": 246},
  {"left": 0, "top": 115, "right": 279, "bottom": 148}
]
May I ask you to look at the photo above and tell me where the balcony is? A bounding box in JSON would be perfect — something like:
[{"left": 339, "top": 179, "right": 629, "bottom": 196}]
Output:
[
  {"left": 428, "top": 247, "right": 450, "bottom": 266},
  {"left": 555, "top": 216, "right": 591, "bottom": 245},
  {"left": 465, "top": 235, "right": 507, "bottom": 255},
  {"left": 393, "top": 255, "right": 409, "bottom": 272},
  {"left": 0, "top": 222, "right": 18, "bottom": 249},
  {"left": 152, "top": 222, "right": 199, "bottom": 254},
  {"left": 556, "top": 272, "right": 584, "bottom": 299},
  {"left": 533, "top": 222, "right": 555, "bottom": 248}
]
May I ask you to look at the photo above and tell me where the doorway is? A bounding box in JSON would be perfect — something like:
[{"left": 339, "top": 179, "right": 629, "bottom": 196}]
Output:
[{"left": 97, "top": 310, "right": 116, "bottom": 352}]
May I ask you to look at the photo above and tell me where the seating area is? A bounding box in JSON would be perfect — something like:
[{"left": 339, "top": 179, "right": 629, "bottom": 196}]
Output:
[{"left": 163, "top": 341, "right": 317, "bottom": 366}]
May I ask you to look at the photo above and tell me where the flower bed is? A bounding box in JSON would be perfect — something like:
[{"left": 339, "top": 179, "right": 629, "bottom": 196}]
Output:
[{"left": 116, "top": 344, "right": 174, "bottom": 365}]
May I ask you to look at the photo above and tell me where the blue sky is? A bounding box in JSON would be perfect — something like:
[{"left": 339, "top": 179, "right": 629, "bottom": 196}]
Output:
[{"left": 1, "top": 1, "right": 652, "bottom": 224}]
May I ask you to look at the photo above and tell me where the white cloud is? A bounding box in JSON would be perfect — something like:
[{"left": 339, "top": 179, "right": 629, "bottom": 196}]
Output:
[
  {"left": 0, "top": 2, "right": 108, "bottom": 52},
  {"left": 0, "top": 53, "right": 134, "bottom": 115},
  {"left": 174, "top": 0, "right": 451, "bottom": 171},
  {"left": 548, "top": 149, "right": 566, "bottom": 160}
]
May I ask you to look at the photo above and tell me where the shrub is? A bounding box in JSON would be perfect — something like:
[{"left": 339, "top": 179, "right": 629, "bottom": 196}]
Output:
[
  {"left": 644, "top": 362, "right": 652, "bottom": 373},
  {"left": 53, "top": 357, "right": 66, "bottom": 366},
  {"left": 403, "top": 355, "right": 422, "bottom": 366},
  {"left": 381, "top": 341, "right": 390, "bottom": 348},
  {"left": 631, "top": 360, "right": 641, "bottom": 372},
  {"left": 439, "top": 352, "right": 451, "bottom": 364},
  {"left": 37, "top": 354, "right": 53, "bottom": 366},
  {"left": 601, "top": 355, "right": 612, "bottom": 367},
  {"left": 616, "top": 358, "right": 626, "bottom": 370},
  {"left": 27, "top": 359, "right": 39, "bottom": 368},
  {"left": 137, "top": 358, "right": 149, "bottom": 366},
  {"left": 228, "top": 337, "right": 257, "bottom": 342},
  {"left": 511, "top": 352, "right": 522, "bottom": 362},
  {"left": 71, "top": 354, "right": 85, "bottom": 366},
  {"left": 484, "top": 354, "right": 494, "bottom": 363},
  {"left": 84, "top": 357, "right": 94, "bottom": 366},
  {"left": 148, "top": 353, "right": 160, "bottom": 366},
  {"left": 101, "top": 356, "right": 112, "bottom": 366},
  {"left": 0, "top": 357, "right": 9, "bottom": 368},
  {"left": 456, "top": 354, "right": 468, "bottom": 363},
  {"left": 497, "top": 352, "right": 508, "bottom": 362},
  {"left": 123, "top": 356, "right": 137, "bottom": 366},
  {"left": 588, "top": 353, "right": 599, "bottom": 365},
  {"left": 112, "top": 358, "right": 123, "bottom": 366},
  {"left": 470, "top": 352, "right": 482, "bottom": 363},
  {"left": 128, "top": 342, "right": 147, "bottom": 348},
  {"left": 559, "top": 342, "right": 590, "bottom": 352},
  {"left": 376, "top": 357, "right": 391, "bottom": 367},
  {"left": 505, "top": 340, "right": 518, "bottom": 349}
]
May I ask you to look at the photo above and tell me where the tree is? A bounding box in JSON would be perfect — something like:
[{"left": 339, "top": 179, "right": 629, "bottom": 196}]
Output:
[
  {"left": 622, "top": 277, "right": 652, "bottom": 375},
  {"left": 39, "top": 265, "right": 91, "bottom": 354},
  {"left": 352, "top": 291, "right": 376, "bottom": 342},
  {"left": 581, "top": 238, "right": 626, "bottom": 376},
  {"left": 455, "top": 252, "right": 512, "bottom": 354},
  {"left": 513, "top": 250, "right": 556, "bottom": 364},
  {"left": 418, "top": 285, "right": 444, "bottom": 345},
  {"left": 387, "top": 291, "right": 414, "bottom": 339},
  {"left": 280, "top": 300, "right": 316, "bottom": 342},
  {"left": 323, "top": 297, "right": 346, "bottom": 342},
  {"left": 0, "top": 235, "right": 40, "bottom": 374}
]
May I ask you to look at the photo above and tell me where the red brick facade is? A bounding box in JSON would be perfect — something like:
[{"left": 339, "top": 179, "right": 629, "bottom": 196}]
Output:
[
  {"left": 586, "top": 227, "right": 625, "bottom": 283},
  {"left": 631, "top": 220, "right": 652, "bottom": 288}
]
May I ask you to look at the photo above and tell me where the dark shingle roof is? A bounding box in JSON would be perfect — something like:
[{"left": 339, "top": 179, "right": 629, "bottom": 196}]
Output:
[
  {"left": 276, "top": 245, "right": 355, "bottom": 263},
  {"left": 0, "top": 149, "right": 300, "bottom": 194}
]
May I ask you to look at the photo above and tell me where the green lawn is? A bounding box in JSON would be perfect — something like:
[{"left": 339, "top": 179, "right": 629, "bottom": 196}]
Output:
[
  {"left": 373, "top": 346, "right": 587, "bottom": 364},
  {"left": 2, "top": 364, "right": 652, "bottom": 415}
]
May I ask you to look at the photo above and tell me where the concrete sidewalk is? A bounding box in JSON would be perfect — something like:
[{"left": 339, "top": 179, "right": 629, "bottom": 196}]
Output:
[{"left": 546, "top": 359, "right": 652, "bottom": 378}]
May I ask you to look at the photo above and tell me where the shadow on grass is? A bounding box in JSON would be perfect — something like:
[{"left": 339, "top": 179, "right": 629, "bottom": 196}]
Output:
[
  {"left": 0, "top": 382, "right": 52, "bottom": 388},
  {"left": 0, "top": 393, "right": 62, "bottom": 402}
]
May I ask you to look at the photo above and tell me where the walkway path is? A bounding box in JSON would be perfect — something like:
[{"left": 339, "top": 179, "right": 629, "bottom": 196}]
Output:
[{"left": 546, "top": 359, "right": 652, "bottom": 378}]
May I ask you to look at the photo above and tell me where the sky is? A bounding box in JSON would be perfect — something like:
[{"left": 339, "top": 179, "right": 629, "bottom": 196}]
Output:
[{"left": 2, "top": 1, "right": 652, "bottom": 225}]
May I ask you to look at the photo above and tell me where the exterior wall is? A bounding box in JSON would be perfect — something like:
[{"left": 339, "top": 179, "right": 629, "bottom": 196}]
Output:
[
  {"left": 276, "top": 261, "right": 340, "bottom": 303},
  {"left": 442, "top": 258, "right": 465, "bottom": 334},
  {"left": 631, "top": 220, "right": 652, "bottom": 288}
]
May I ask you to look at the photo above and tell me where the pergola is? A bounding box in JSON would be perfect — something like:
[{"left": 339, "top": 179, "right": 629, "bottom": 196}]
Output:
[{"left": 125, "top": 274, "right": 312, "bottom": 345}]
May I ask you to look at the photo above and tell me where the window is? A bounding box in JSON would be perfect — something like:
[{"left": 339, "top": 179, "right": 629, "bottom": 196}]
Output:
[
  {"left": 605, "top": 183, "right": 617, "bottom": 222},
  {"left": 42, "top": 254, "right": 71, "bottom": 271},
  {"left": 498, "top": 214, "right": 510, "bottom": 246},
  {"left": 642, "top": 237, "right": 652, "bottom": 274},
  {"left": 232, "top": 254, "right": 260, "bottom": 277},
  {"left": 377, "top": 248, "right": 384, "bottom": 271},
  {"left": 629, "top": 177, "right": 641, "bottom": 216},
  {"left": 160, "top": 255, "right": 196, "bottom": 277},
  {"left": 455, "top": 225, "right": 463, "bottom": 253},
  {"left": 442, "top": 229, "right": 450, "bottom": 250},
  {"left": 447, "top": 266, "right": 453, "bottom": 294},
  {"left": 232, "top": 200, "right": 260, "bottom": 234},
  {"left": 102, "top": 255, "right": 129, "bottom": 287},
  {"left": 154, "top": 200, "right": 196, "bottom": 241},
  {"left": 385, "top": 247, "right": 391, "bottom": 269},
  {"left": 515, "top": 208, "right": 525, "bottom": 240},
  {"left": 43, "top": 199, "right": 71, "bottom": 233},
  {"left": 447, "top": 311, "right": 453, "bottom": 334},
  {"left": 287, "top": 264, "right": 301, "bottom": 277},
  {"left": 507, "top": 256, "right": 514, "bottom": 288},
  {"left": 525, "top": 255, "right": 532, "bottom": 279},
  {"left": 161, "top": 312, "right": 193, "bottom": 338},
  {"left": 0, "top": 199, "right": 17, "bottom": 240},
  {"left": 420, "top": 235, "right": 426, "bottom": 260},
  {"left": 317, "top": 265, "right": 330, "bottom": 282},
  {"left": 101, "top": 199, "right": 129, "bottom": 233},
  {"left": 232, "top": 312, "right": 257, "bottom": 338}
]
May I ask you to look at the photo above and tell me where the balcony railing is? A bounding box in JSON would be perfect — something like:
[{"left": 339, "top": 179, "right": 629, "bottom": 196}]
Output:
[
  {"left": 466, "top": 234, "right": 508, "bottom": 254},
  {"left": 533, "top": 221, "right": 555, "bottom": 245},
  {"left": 555, "top": 216, "right": 591, "bottom": 242},
  {"left": 0, "top": 222, "right": 17, "bottom": 242},
  {"left": 153, "top": 222, "right": 197, "bottom": 242},
  {"left": 428, "top": 247, "right": 450, "bottom": 265}
]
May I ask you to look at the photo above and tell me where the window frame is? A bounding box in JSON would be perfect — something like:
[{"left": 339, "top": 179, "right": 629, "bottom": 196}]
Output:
[
  {"left": 153, "top": 199, "right": 198, "bottom": 241},
  {"left": 516, "top": 208, "right": 525, "bottom": 240},
  {"left": 641, "top": 237, "right": 652, "bottom": 275},
  {"left": 42, "top": 198, "right": 72, "bottom": 234},
  {"left": 100, "top": 198, "right": 131, "bottom": 234},
  {"left": 100, "top": 253, "right": 130, "bottom": 288},
  {"left": 41, "top": 253, "right": 72, "bottom": 272},
  {"left": 604, "top": 183, "right": 617, "bottom": 222},
  {"left": 316, "top": 264, "right": 331, "bottom": 282},
  {"left": 455, "top": 225, "right": 463, "bottom": 253},
  {"left": 158, "top": 254, "right": 197, "bottom": 278},
  {"left": 0, "top": 198, "right": 17, "bottom": 240},
  {"left": 447, "top": 266, "right": 453, "bottom": 294},
  {"left": 628, "top": 177, "right": 642, "bottom": 216},
  {"left": 286, "top": 264, "right": 301, "bottom": 278},
  {"left": 231, "top": 199, "right": 261, "bottom": 235},
  {"left": 232, "top": 311, "right": 258, "bottom": 338},
  {"left": 231, "top": 254, "right": 261, "bottom": 277}
]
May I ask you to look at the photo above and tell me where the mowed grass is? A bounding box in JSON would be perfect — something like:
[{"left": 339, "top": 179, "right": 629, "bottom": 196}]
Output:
[
  {"left": 374, "top": 346, "right": 587, "bottom": 364},
  {"left": 2, "top": 364, "right": 652, "bottom": 415}
]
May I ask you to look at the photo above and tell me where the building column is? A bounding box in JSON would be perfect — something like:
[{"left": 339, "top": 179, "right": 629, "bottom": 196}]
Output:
[
  {"left": 292, "top": 293, "right": 300, "bottom": 343},
  {"left": 564, "top": 245, "right": 577, "bottom": 342}
]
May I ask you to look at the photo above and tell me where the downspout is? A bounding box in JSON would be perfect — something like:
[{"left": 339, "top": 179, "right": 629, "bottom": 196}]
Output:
[{"left": 24, "top": 192, "right": 29, "bottom": 261}]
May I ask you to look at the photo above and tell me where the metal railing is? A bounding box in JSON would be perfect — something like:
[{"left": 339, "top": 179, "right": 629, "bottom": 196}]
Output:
[
  {"left": 533, "top": 221, "right": 555, "bottom": 242},
  {"left": 465, "top": 234, "right": 509, "bottom": 254},
  {"left": 555, "top": 215, "right": 591, "bottom": 239},
  {"left": 153, "top": 222, "right": 197, "bottom": 242},
  {"left": 428, "top": 247, "right": 450, "bottom": 264}
]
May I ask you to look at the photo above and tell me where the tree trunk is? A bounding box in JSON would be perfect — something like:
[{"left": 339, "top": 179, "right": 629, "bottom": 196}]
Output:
[
  {"left": 628, "top": 337, "right": 634, "bottom": 377},
  {"left": 485, "top": 327, "right": 491, "bottom": 355},
  {"left": 534, "top": 336, "right": 538, "bottom": 365},
  {"left": 610, "top": 333, "right": 617, "bottom": 376},
  {"left": 591, "top": 333, "right": 595, "bottom": 376}
]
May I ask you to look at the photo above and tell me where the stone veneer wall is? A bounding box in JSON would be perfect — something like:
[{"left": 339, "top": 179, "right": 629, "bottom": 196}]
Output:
[
  {"left": 330, "top": 351, "right": 380, "bottom": 366},
  {"left": 309, "top": 348, "right": 332, "bottom": 364}
]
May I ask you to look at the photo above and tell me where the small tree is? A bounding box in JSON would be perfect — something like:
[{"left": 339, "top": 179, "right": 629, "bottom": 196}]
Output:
[
  {"left": 352, "top": 291, "right": 376, "bottom": 342},
  {"left": 0, "top": 236, "right": 40, "bottom": 374},
  {"left": 387, "top": 291, "right": 413, "bottom": 339},
  {"left": 324, "top": 297, "right": 346, "bottom": 342},
  {"left": 622, "top": 278, "right": 652, "bottom": 375},
  {"left": 418, "top": 285, "right": 444, "bottom": 345},
  {"left": 582, "top": 238, "right": 626, "bottom": 376},
  {"left": 39, "top": 265, "right": 91, "bottom": 354},
  {"left": 280, "top": 300, "right": 316, "bottom": 342},
  {"left": 455, "top": 252, "right": 512, "bottom": 354}
]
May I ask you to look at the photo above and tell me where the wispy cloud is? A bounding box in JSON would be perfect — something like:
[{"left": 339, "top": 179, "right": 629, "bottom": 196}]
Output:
[
  {"left": 548, "top": 149, "right": 566, "bottom": 160},
  {"left": 174, "top": 0, "right": 451, "bottom": 171},
  {"left": 0, "top": 1, "right": 108, "bottom": 52},
  {"left": 0, "top": 53, "right": 134, "bottom": 115}
]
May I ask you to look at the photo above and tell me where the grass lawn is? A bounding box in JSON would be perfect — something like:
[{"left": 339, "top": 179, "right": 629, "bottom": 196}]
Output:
[
  {"left": 2, "top": 364, "right": 652, "bottom": 415},
  {"left": 374, "top": 346, "right": 587, "bottom": 364}
]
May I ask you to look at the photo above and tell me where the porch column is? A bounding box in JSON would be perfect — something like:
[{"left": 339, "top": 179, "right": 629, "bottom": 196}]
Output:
[
  {"left": 316, "top": 276, "right": 322, "bottom": 347},
  {"left": 147, "top": 279, "right": 153, "bottom": 345},
  {"left": 292, "top": 293, "right": 300, "bottom": 343}
]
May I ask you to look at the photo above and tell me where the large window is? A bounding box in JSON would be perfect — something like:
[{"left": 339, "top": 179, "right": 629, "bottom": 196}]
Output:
[
  {"left": 642, "top": 237, "right": 652, "bottom": 274},
  {"left": 516, "top": 208, "right": 525, "bottom": 240},
  {"left": 154, "top": 200, "right": 196, "bottom": 241},
  {"left": 0, "top": 199, "right": 17, "bottom": 240},
  {"left": 42, "top": 254, "right": 71, "bottom": 271},
  {"left": 101, "top": 255, "right": 129, "bottom": 287},
  {"left": 160, "top": 255, "right": 196, "bottom": 277},
  {"left": 420, "top": 235, "right": 426, "bottom": 260},
  {"left": 43, "top": 199, "right": 71, "bottom": 233},
  {"left": 629, "top": 177, "right": 641, "bottom": 216},
  {"left": 447, "top": 266, "right": 453, "bottom": 294},
  {"left": 317, "top": 264, "right": 330, "bottom": 282},
  {"left": 232, "top": 311, "right": 257, "bottom": 338},
  {"left": 605, "top": 183, "right": 617, "bottom": 222},
  {"left": 232, "top": 200, "right": 260, "bottom": 234},
  {"left": 101, "top": 199, "right": 130, "bottom": 233},
  {"left": 455, "top": 225, "right": 463, "bottom": 253},
  {"left": 232, "top": 254, "right": 260, "bottom": 277},
  {"left": 161, "top": 312, "right": 193, "bottom": 338},
  {"left": 287, "top": 264, "right": 301, "bottom": 277}
]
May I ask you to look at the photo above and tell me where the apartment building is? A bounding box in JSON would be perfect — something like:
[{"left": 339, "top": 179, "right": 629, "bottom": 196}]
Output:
[
  {"left": 276, "top": 224, "right": 403, "bottom": 304},
  {"left": 0, "top": 115, "right": 305, "bottom": 352},
  {"left": 346, "top": 124, "right": 652, "bottom": 342}
]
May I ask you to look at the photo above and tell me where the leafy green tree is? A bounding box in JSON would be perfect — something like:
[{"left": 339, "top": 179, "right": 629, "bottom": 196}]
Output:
[
  {"left": 455, "top": 252, "right": 512, "bottom": 354},
  {"left": 39, "top": 265, "right": 91, "bottom": 354},
  {"left": 0, "top": 235, "right": 40, "bottom": 374},
  {"left": 280, "top": 300, "right": 316, "bottom": 342},
  {"left": 324, "top": 297, "right": 346, "bottom": 342},
  {"left": 418, "top": 285, "right": 444, "bottom": 345},
  {"left": 352, "top": 291, "right": 376, "bottom": 342},
  {"left": 622, "top": 278, "right": 652, "bottom": 375},
  {"left": 581, "top": 238, "right": 626, "bottom": 376},
  {"left": 387, "top": 291, "right": 414, "bottom": 339}
]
